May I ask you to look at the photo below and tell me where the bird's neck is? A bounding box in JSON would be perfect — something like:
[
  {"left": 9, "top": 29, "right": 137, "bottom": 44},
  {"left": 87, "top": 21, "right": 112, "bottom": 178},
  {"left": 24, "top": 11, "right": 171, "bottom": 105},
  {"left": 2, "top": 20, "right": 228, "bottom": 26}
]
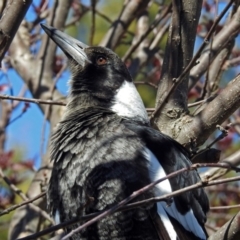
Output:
[
  {"left": 66, "top": 92, "right": 109, "bottom": 113},
  {"left": 59, "top": 92, "right": 113, "bottom": 126},
  {"left": 65, "top": 90, "right": 149, "bottom": 125}
]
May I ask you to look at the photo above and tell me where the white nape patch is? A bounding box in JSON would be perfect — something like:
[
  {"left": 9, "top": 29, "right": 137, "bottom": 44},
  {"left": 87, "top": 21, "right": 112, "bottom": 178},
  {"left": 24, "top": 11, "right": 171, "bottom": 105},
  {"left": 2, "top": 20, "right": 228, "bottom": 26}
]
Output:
[
  {"left": 54, "top": 210, "right": 61, "bottom": 225},
  {"left": 143, "top": 148, "right": 206, "bottom": 240},
  {"left": 111, "top": 81, "right": 148, "bottom": 122}
]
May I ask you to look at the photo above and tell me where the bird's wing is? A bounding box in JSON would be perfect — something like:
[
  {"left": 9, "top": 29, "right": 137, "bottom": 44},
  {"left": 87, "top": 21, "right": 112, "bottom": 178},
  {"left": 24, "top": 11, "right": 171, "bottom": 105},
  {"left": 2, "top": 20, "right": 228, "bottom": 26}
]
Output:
[
  {"left": 49, "top": 110, "right": 170, "bottom": 239},
  {"left": 124, "top": 121, "right": 209, "bottom": 240}
]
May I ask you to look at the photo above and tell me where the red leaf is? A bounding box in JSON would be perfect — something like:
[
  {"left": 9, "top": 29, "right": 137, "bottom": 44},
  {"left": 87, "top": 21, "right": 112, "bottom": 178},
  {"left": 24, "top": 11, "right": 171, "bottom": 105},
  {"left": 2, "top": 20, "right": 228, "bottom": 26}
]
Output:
[
  {"left": 53, "top": 55, "right": 64, "bottom": 74},
  {"left": 0, "top": 84, "right": 9, "bottom": 92},
  {"left": 0, "top": 151, "right": 14, "bottom": 170},
  {"left": 188, "top": 88, "right": 200, "bottom": 99},
  {"left": 217, "top": 133, "right": 233, "bottom": 150}
]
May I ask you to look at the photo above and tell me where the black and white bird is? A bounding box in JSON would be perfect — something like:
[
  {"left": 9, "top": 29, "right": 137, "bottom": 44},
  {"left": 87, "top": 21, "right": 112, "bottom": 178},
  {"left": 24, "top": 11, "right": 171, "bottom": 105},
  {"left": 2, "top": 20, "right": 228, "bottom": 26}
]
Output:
[{"left": 41, "top": 24, "right": 209, "bottom": 240}]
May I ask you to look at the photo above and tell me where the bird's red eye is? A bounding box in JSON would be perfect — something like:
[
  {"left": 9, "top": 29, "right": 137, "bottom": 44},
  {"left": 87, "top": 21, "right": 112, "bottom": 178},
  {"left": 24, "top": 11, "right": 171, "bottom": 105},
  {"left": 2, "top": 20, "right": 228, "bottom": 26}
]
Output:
[{"left": 96, "top": 56, "right": 107, "bottom": 65}]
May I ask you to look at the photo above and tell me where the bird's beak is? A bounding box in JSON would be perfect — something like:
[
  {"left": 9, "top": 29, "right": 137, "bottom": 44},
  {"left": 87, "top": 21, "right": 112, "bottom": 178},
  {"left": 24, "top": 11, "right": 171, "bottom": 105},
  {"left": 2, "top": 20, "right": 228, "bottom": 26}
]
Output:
[{"left": 40, "top": 23, "right": 90, "bottom": 66}]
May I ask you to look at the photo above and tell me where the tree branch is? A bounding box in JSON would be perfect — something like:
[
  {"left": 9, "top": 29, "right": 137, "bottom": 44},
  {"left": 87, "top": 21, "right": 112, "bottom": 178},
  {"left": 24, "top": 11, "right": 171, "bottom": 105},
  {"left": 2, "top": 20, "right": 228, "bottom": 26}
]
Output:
[
  {"left": 208, "top": 211, "right": 240, "bottom": 240},
  {"left": 201, "top": 149, "right": 240, "bottom": 181},
  {"left": 99, "top": 0, "right": 150, "bottom": 49},
  {"left": 0, "top": 192, "right": 46, "bottom": 217},
  {"left": 0, "top": 94, "right": 66, "bottom": 106},
  {"left": 0, "top": 0, "right": 32, "bottom": 64},
  {"left": 181, "top": 74, "right": 240, "bottom": 147},
  {"left": 189, "top": 1, "right": 239, "bottom": 89},
  {"left": 153, "top": 0, "right": 203, "bottom": 136}
]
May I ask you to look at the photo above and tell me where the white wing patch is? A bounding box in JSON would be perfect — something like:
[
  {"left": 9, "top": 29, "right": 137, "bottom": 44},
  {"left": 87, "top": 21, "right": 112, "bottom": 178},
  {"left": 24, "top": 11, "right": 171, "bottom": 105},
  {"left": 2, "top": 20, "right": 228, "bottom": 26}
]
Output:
[
  {"left": 143, "top": 148, "right": 206, "bottom": 240},
  {"left": 111, "top": 81, "right": 148, "bottom": 122},
  {"left": 54, "top": 209, "right": 61, "bottom": 225},
  {"left": 156, "top": 203, "right": 178, "bottom": 240}
]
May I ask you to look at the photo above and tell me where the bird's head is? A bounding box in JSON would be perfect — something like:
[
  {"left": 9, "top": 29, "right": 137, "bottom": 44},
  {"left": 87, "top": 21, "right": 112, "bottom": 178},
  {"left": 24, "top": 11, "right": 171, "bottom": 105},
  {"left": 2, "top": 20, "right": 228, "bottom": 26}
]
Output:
[{"left": 41, "top": 24, "right": 148, "bottom": 123}]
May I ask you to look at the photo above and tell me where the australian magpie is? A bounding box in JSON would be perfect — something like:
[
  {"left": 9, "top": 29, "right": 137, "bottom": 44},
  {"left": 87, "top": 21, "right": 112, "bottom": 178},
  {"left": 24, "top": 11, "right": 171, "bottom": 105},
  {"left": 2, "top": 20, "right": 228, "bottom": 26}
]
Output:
[{"left": 41, "top": 24, "right": 209, "bottom": 240}]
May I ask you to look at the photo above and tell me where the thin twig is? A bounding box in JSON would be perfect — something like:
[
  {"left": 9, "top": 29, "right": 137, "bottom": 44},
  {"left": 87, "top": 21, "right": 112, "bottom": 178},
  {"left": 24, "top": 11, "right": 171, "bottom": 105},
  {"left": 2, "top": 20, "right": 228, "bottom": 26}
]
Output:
[
  {"left": 188, "top": 93, "right": 217, "bottom": 108},
  {"left": 224, "top": 56, "right": 240, "bottom": 69},
  {"left": 89, "top": 0, "right": 96, "bottom": 45},
  {"left": 7, "top": 107, "right": 28, "bottom": 127},
  {"left": 148, "top": 94, "right": 218, "bottom": 112},
  {"left": 210, "top": 204, "right": 240, "bottom": 210},
  {"left": 205, "top": 223, "right": 218, "bottom": 232},
  {"left": 125, "top": 176, "right": 240, "bottom": 211},
  {"left": 146, "top": 108, "right": 155, "bottom": 113},
  {"left": 0, "top": 94, "right": 66, "bottom": 106},
  {"left": 202, "top": 0, "right": 219, "bottom": 100},
  {"left": 206, "top": 123, "right": 232, "bottom": 148},
  {"left": 0, "top": 192, "right": 46, "bottom": 216},
  {"left": 134, "top": 81, "right": 158, "bottom": 89},
  {"left": 191, "top": 92, "right": 218, "bottom": 115}
]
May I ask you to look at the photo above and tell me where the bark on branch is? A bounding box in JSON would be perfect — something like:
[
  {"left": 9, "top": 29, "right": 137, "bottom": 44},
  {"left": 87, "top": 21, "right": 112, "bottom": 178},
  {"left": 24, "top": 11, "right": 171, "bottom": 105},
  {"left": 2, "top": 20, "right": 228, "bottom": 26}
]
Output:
[
  {"left": 153, "top": 0, "right": 203, "bottom": 136},
  {"left": 189, "top": 2, "right": 240, "bottom": 89},
  {"left": 178, "top": 74, "right": 240, "bottom": 148},
  {"left": 0, "top": 0, "right": 32, "bottom": 64},
  {"left": 208, "top": 211, "right": 240, "bottom": 240}
]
